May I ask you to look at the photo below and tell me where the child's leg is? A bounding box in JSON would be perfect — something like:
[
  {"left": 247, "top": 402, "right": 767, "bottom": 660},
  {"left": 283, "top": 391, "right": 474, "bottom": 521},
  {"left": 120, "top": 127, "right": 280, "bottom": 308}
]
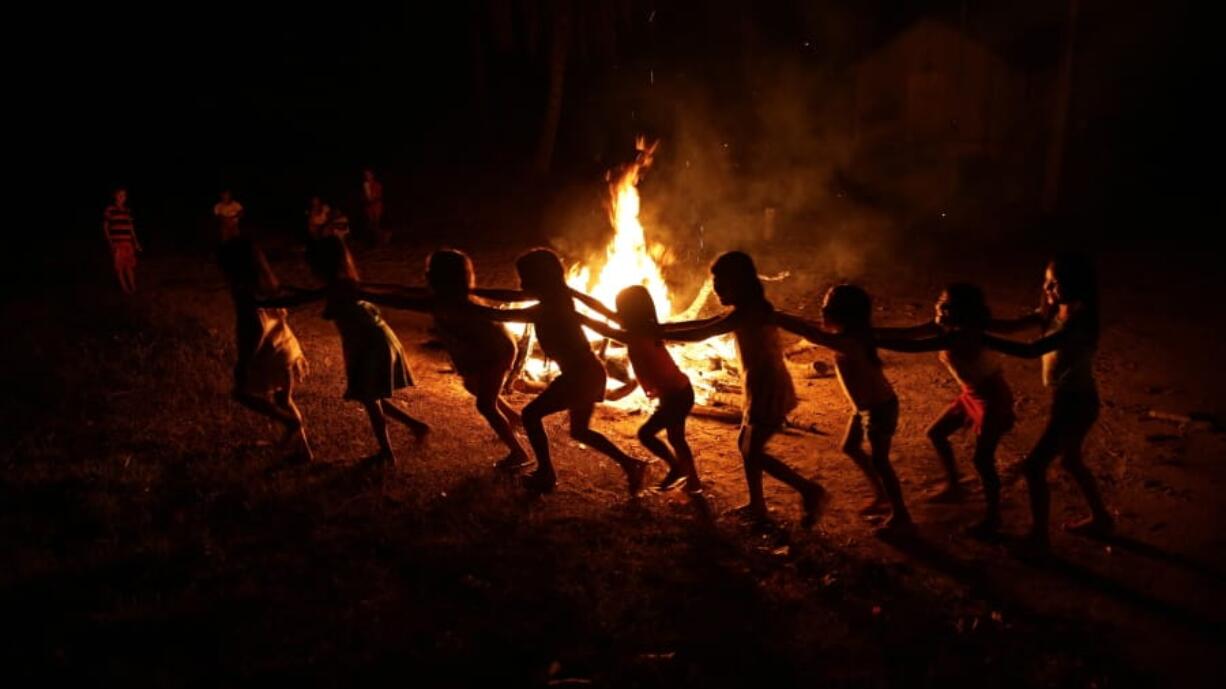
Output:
[
  {"left": 275, "top": 380, "right": 312, "bottom": 462},
  {"left": 926, "top": 406, "right": 965, "bottom": 492},
  {"left": 520, "top": 378, "right": 572, "bottom": 483},
  {"left": 1059, "top": 429, "right": 1113, "bottom": 532},
  {"left": 569, "top": 402, "right": 648, "bottom": 495},
  {"left": 382, "top": 399, "right": 430, "bottom": 437},
  {"left": 737, "top": 425, "right": 767, "bottom": 514},
  {"left": 496, "top": 396, "right": 522, "bottom": 428},
  {"left": 233, "top": 390, "right": 298, "bottom": 428},
  {"left": 970, "top": 429, "right": 1005, "bottom": 528},
  {"left": 841, "top": 413, "right": 886, "bottom": 503},
  {"left": 867, "top": 415, "right": 911, "bottom": 527},
  {"left": 665, "top": 422, "right": 699, "bottom": 491},
  {"left": 740, "top": 423, "right": 826, "bottom": 526},
  {"left": 637, "top": 405, "right": 682, "bottom": 480},
  {"left": 363, "top": 400, "right": 395, "bottom": 461},
  {"left": 1021, "top": 424, "right": 1062, "bottom": 545},
  {"left": 475, "top": 383, "right": 528, "bottom": 464}
]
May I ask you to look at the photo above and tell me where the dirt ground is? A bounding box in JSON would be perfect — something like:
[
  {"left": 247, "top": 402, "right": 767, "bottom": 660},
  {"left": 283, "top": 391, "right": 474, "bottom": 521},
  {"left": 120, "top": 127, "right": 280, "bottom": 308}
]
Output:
[{"left": 2, "top": 236, "right": 1223, "bottom": 688}]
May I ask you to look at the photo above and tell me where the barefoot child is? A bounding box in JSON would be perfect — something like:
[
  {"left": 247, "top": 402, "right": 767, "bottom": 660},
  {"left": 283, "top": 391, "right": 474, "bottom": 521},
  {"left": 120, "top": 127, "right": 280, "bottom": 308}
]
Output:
[
  {"left": 217, "top": 237, "right": 312, "bottom": 462},
  {"left": 262, "top": 236, "right": 429, "bottom": 464},
  {"left": 775, "top": 285, "right": 913, "bottom": 532},
  {"left": 983, "top": 254, "right": 1113, "bottom": 549},
  {"left": 874, "top": 283, "right": 1014, "bottom": 536},
  {"left": 661, "top": 251, "right": 826, "bottom": 526},
  {"left": 571, "top": 285, "right": 702, "bottom": 493},
  {"left": 357, "top": 249, "right": 529, "bottom": 469},
  {"left": 468, "top": 248, "right": 649, "bottom": 495}
]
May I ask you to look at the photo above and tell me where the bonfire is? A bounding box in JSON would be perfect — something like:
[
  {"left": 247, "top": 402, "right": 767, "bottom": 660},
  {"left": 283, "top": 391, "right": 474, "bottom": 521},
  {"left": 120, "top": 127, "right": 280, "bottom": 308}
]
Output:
[{"left": 514, "top": 138, "right": 742, "bottom": 412}]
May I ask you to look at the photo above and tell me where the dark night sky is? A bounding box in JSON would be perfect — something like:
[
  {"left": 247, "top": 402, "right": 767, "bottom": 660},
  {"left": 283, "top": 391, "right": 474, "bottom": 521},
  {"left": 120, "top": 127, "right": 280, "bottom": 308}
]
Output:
[{"left": 16, "top": 0, "right": 1217, "bottom": 256}]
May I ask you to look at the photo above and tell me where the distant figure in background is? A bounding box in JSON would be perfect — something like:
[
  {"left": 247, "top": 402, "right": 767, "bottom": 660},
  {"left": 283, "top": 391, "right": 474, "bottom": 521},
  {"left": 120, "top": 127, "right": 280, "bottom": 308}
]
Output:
[
  {"left": 306, "top": 196, "right": 331, "bottom": 240},
  {"left": 362, "top": 168, "right": 388, "bottom": 244},
  {"left": 103, "top": 187, "right": 141, "bottom": 294},
  {"left": 213, "top": 190, "right": 244, "bottom": 242}
]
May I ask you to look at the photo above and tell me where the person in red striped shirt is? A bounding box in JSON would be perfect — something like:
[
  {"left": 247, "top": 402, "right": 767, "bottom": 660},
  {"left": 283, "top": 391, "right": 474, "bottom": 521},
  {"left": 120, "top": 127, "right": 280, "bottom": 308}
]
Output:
[{"left": 103, "top": 187, "right": 141, "bottom": 294}]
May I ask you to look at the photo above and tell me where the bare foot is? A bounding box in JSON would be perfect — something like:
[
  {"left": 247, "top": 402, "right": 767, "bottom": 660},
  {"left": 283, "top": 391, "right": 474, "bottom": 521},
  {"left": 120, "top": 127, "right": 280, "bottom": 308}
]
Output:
[
  {"left": 493, "top": 451, "right": 532, "bottom": 472},
  {"left": 730, "top": 503, "right": 769, "bottom": 524},
  {"left": 1063, "top": 514, "right": 1114, "bottom": 538},
  {"left": 656, "top": 468, "right": 687, "bottom": 492}
]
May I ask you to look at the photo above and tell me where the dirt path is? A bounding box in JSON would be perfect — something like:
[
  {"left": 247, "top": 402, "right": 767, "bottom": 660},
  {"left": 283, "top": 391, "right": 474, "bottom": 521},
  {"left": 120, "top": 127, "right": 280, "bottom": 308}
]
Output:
[{"left": 2, "top": 243, "right": 1222, "bottom": 687}]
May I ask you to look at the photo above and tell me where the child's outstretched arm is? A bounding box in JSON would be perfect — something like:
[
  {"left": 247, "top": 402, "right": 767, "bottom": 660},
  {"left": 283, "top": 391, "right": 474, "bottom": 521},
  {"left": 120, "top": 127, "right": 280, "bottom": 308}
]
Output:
[
  {"left": 356, "top": 285, "right": 433, "bottom": 312},
  {"left": 359, "top": 281, "right": 429, "bottom": 295},
  {"left": 575, "top": 313, "right": 630, "bottom": 343},
  {"left": 658, "top": 314, "right": 722, "bottom": 333},
  {"left": 982, "top": 330, "right": 1068, "bottom": 359},
  {"left": 873, "top": 320, "right": 941, "bottom": 339},
  {"left": 773, "top": 310, "right": 846, "bottom": 351},
  {"left": 472, "top": 288, "right": 534, "bottom": 302},
  {"left": 875, "top": 333, "right": 952, "bottom": 353},
  {"left": 569, "top": 288, "right": 621, "bottom": 322},
  {"left": 462, "top": 301, "right": 541, "bottom": 324},
  {"left": 659, "top": 312, "right": 739, "bottom": 342},
  {"left": 258, "top": 286, "right": 326, "bottom": 308},
  {"left": 988, "top": 311, "right": 1046, "bottom": 334}
]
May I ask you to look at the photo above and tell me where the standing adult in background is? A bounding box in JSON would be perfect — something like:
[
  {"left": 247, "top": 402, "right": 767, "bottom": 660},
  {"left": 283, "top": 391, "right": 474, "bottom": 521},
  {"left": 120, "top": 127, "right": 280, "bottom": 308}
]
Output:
[
  {"left": 103, "top": 187, "right": 141, "bottom": 294},
  {"left": 213, "top": 189, "right": 244, "bottom": 243},
  {"left": 362, "top": 168, "right": 388, "bottom": 245}
]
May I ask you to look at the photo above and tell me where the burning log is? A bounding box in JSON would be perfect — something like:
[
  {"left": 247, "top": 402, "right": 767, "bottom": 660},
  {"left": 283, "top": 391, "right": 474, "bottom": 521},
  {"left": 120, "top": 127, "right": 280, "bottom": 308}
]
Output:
[{"left": 691, "top": 404, "right": 742, "bottom": 423}]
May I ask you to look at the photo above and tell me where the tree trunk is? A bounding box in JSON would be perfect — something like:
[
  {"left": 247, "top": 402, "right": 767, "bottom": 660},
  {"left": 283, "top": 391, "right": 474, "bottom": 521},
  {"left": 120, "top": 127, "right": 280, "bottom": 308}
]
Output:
[
  {"left": 1043, "top": 0, "right": 1079, "bottom": 213},
  {"left": 534, "top": 0, "right": 571, "bottom": 175}
]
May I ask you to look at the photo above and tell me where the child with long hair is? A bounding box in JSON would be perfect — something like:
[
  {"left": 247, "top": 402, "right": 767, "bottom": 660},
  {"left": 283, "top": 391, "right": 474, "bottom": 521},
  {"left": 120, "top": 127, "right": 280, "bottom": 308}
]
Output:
[
  {"left": 661, "top": 251, "right": 826, "bottom": 526},
  {"left": 262, "top": 236, "right": 429, "bottom": 465},
  {"left": 217, "top": 237, "right": 311, "bottom": 462},
  {"left": 874, "top": 283, "right": 1015, "bottom": 536},
  {"left": 356, "top": 249, "right": 528, "bottom": 468},
  {"left": 571, "top": 285, "right": 701, "bottom": 493},
  {"left": 775, "top": 285, "right": 913, "bottom": 533},
  {"left": 470, "top": 248, "right": 649, "bottom": 495},
  {"left": 983, "top": 254, "right": 1113, "bottom": 549}
]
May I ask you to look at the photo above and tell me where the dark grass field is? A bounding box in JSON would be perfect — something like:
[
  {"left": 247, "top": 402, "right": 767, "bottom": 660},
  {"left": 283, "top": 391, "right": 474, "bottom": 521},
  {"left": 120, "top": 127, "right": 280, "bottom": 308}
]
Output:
[{"left": 3, "top": 236, "right": 1224, "bottom": 688}]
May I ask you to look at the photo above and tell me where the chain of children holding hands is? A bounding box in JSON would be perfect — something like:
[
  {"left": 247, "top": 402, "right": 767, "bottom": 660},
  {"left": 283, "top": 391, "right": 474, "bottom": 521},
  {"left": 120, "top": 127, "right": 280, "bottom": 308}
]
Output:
[{"left": 220, "top": 230, "right": 1111, "bottom": 552}]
